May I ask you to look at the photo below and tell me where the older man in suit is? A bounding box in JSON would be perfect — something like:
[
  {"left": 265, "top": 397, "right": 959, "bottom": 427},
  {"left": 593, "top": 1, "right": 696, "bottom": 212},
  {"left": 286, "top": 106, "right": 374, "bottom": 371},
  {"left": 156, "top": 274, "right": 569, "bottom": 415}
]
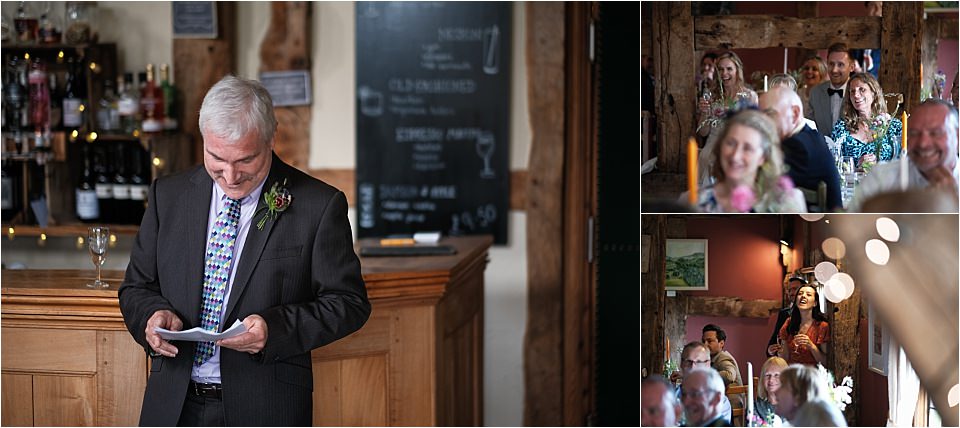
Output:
[
  {"left": 806, "top": 43, "right": 856, "bottom": 135},
  {"left": 119, "top": 76, "right": 371, "bottom": 426}
]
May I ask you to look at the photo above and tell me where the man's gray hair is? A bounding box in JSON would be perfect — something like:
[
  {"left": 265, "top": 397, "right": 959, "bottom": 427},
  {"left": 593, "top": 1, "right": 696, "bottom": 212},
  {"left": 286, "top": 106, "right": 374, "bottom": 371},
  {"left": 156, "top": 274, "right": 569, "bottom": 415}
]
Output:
[
  {"left": 686, "top": 367, "right": 726, "bottom": 395},
  {"left": 917, "top": 98, "right": 959, "bottom": 134},
  {"left": 643, "top": 375, "right": 679, "bottom": 405},
  {"left": 199, "top": 75, "right": 278, "bottom": 146}
]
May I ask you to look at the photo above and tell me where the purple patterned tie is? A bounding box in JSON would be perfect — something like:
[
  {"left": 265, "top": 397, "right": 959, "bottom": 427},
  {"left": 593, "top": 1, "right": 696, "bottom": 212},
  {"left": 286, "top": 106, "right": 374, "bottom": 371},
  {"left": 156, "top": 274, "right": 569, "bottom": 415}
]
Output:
[{"left": 194, "top": 197, "right": 241, "bottom": 366}]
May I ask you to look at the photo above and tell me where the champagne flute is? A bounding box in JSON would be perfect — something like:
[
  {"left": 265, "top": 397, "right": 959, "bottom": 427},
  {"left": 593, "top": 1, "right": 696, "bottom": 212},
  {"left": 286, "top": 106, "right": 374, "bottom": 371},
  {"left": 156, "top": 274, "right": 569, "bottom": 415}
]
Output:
[{"left": 87, "top": 226, "right": 109, "bottom": 288}]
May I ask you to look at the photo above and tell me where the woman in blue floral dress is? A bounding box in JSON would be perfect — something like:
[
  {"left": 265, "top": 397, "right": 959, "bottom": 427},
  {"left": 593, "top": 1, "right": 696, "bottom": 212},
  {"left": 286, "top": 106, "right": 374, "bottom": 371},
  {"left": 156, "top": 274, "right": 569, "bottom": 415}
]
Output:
[{"left": 829, "top": 73, "right": 902, "bottom": 167}]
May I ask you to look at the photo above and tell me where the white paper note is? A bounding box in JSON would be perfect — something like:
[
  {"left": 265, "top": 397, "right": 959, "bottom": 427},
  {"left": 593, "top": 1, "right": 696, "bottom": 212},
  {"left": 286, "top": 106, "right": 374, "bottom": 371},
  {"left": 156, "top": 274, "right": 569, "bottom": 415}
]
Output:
[{"left": 155, "top": 319, "right": 248, "bottom": 342}]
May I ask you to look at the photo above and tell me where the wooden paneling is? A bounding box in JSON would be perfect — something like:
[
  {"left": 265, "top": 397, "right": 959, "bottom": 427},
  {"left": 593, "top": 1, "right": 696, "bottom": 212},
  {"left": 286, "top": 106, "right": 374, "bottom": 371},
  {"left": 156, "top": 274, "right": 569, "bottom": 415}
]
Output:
[
  {"left": 342, "top": 355, "right": 388, "bottom": 426},
  {"left": 173, "top": 2, "right": 236, "bottom": 164},
  {"left": 830, "top": 288, "right": 862, "bottom": 425},
  {"left": 96, "top": 331, "right": 147, "bottom": 426},
  {"left": 695, "top": 16, "right": 881, "bottom": 50},
  {"left": 880, "top": 2, "right": 923, "bottom": 113},
  {"left": 312, "top": 360, "right": 342, "bottom": 426},
  {"left": 524, "top": 2, "right": 566, "bottom": 426},
  {"left": 260, "top": 1, "right": 312, "bottom": 171},
  {"left": 1, "top": 329, "right": 97, "bottom": 374},
  {"left": 32, "top": 375, "right": 96, "bottom": 426},
  {"left": 391, "top": 305, "right": 435, "bottom": 426},
  {"left": 2, "top": 373, "right": 33, "bottom": 426},
  {"left": 652, "top": 2, "right": 695, "bottom": 174},
  {"left": 4, "top": 237, "right": 490, "bottom": 427}
]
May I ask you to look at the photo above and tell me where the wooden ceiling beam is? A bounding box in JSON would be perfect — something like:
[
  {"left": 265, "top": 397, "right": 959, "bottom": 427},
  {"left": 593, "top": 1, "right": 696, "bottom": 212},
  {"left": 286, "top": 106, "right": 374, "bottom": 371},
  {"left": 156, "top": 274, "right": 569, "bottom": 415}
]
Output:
[{"left": 694, "top": 16, "right": 882, "bottom": 50}]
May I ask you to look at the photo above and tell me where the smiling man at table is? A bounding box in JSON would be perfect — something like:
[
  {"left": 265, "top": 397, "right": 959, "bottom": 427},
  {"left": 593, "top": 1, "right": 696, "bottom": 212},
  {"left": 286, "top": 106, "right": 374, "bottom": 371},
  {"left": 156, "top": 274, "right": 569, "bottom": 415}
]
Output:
[{"left": 849, "top": 99, "right": 960, "bottom": 212}]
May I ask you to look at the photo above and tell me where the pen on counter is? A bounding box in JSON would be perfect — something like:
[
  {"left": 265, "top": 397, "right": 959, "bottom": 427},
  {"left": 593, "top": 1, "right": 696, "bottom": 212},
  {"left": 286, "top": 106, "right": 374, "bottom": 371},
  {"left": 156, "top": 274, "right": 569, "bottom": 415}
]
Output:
[{"left": 380, "top": 238, "right": 416, "bottom": 246}]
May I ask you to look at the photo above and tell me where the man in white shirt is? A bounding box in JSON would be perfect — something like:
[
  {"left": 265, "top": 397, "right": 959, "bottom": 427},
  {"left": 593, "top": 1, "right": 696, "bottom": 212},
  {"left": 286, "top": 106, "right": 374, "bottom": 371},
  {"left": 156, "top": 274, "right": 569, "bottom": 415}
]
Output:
[
  {"left": 806, "top": 43, "right": 855, "bottom": 134},
  {"left": 850, "top": 100, "right": 960, "bottom": 212}
]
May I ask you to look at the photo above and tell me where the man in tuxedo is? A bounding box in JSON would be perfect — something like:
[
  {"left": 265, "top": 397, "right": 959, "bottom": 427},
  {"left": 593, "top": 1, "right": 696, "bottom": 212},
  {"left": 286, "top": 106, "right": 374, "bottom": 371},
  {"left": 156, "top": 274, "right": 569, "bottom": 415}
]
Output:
[
  {"left": 806, "top": 43, "right": 855, "bottom": 134},
  {"left": 119, "top": 75, "right": 371, "bottom": 426},
  {"left": 766, "top": 276, "right": 806, "bottom": 357},
  {"left": 760, "top": 87, "right": 843, "bottom": 211}
]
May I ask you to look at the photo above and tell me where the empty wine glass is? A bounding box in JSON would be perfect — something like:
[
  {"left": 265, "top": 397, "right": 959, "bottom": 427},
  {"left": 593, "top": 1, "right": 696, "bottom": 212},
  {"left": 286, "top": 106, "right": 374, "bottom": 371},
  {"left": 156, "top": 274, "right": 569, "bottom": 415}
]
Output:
[
  {"left": 87, "top": 226, "right": 109, "bottom": 288},
  {"left": 476, "top": 133, "right": 495, "bottom": 178}
]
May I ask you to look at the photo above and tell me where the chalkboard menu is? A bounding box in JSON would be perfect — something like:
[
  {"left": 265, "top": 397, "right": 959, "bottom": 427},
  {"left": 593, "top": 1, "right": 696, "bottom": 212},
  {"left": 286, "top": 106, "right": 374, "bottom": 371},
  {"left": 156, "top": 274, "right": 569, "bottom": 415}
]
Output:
[{"left": 356, "top": 2, "right": 511, "bottom": 245}]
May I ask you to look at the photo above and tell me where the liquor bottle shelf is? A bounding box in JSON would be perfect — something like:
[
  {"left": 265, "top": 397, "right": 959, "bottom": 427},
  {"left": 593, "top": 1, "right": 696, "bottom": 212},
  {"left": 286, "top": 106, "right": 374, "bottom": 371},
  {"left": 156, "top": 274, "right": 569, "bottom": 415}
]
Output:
[{"left": 3, "top": 223, "right": 139, "bottom": 237}]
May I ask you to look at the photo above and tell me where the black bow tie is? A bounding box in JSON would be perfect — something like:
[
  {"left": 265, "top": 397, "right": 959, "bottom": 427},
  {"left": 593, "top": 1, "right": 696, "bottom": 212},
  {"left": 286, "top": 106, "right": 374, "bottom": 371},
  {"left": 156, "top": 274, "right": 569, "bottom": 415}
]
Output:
[{"left": 828, "top": 88, "right": 844, "bottom": 97}]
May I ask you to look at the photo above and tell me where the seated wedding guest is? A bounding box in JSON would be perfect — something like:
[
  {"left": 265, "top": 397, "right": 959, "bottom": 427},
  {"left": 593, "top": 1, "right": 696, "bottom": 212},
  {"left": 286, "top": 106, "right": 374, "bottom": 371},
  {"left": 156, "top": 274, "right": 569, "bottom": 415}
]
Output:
[
  {"left": 642, "top": 375, "right": 682, "bottom": 427},
  {"left": 697, "top": 51, "right": 759, "bottom": 186},
  {"left": 774, "top": 364, "right": 831, "bottom": 424},
  {"left": 681, "top": 368, "right": 732, "bottom": 427},
  {"left": 800, "top": 56, "right": 828, "bottom": 116},
  {"left": 850, "top": 99, "right": 959, "bottom": 212},
  {"left": 769, "top": 75, "right": 818, "bottom": 131},
  {"left": 699, "top": 52, "right": 718, "bottom": 97},
  {"left": 830, "top": 73, "right": 903, "bottom": 167},
  {"left": 681, "top": 110, "right": 807, "bottom": 213},
  {"left": 767, "top": 276, "right": 804, "bottom": 357},
  {"left": 670, "top": 342, "right": 732, "bottom": 424},
  {"left": 760, "top": 87, "right": 842, "bottom": 211},
  {"left": 776, "top": 285, "right": 829, "bottom": 365},
  {"left": 808, "top": 43, "right": 855, "bottom": 134},
  {"left": 752, "top": 357, "right": 788, "bottom": 426},
  {"left": 791, "top": 398, "right": 848, "bottom": 427},
  {"left": 701, "top": 324, "right": 743, "bottom": 388}
]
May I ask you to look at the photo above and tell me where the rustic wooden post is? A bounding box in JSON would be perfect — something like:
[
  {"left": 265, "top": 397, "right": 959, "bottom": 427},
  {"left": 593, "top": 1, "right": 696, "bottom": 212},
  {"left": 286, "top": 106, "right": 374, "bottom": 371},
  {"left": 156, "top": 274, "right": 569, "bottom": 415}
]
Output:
[
  {"left": 260, "top": 1, "right": 311, "bottom": 171},
  {"left": 829, "top": 286, "right": 862, "bottom": 426},
  {"left": 653, "top": 2, "right": 695, "bottom": 173},
  {"left": 879, "top": 2, "right": 923, "bottom": 113},
  {"left": 663, "top": 217, "right": 688, "bottom": 364},
  {"left": 641, "top": 215, "right": 667, "bottom": 377},
  {"left": 793, "top": 3, "right": 818, "bottom": 71},
  {"left": 173, "top": 2, "right": 236, "bottom": 165},
  {"left": 524, "top": 2, "right": 565, "bottom": 425}
]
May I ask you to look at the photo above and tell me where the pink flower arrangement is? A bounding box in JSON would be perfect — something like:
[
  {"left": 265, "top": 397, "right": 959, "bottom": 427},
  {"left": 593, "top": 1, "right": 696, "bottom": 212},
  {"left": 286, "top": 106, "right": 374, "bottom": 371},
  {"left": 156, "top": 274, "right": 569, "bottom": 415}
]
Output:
[{"left": 730, "top": 185, "right": 756, "bottom": 212}]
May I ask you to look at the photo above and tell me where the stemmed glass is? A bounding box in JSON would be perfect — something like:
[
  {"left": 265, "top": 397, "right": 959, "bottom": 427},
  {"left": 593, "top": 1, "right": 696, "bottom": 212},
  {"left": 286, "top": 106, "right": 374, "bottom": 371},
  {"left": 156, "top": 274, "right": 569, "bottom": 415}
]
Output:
[
  {"left": 476, "top": 133, "right": 496, "bottom": 178},
  {"left": 87, "top": 226, "right": 109, "bottom": 288}
]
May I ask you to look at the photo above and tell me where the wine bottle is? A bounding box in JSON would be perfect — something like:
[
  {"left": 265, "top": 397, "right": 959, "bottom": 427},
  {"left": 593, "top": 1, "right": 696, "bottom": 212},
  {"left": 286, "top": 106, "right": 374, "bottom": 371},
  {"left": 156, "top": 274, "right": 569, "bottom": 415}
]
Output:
[
  {"left": 159, "top": 63, "right": 177, "bottom": 130},
  {"left": 27, "top": 57, "right": 50, "bottom": 134},
  {"left": 1, "top": 158, "right": 21, "bottom": 222},
  {"left": 3, "top": 57, "right": 26, "bottom": 136},
  {"left": 117, "top": 73, "right": 139, "bottom": 135},
  {"left": 48, "top": 71, "right": 63, "bottom": 131},
  {"left": 111, "top": 142, "right": 131, "bottom": 223},
  {"left": 140, "top": 64, "right": 164, "bottom": 133},
  {"left": 62, "top": 57, "right": 86, "bottom": 134},
  {"left": 76, "top": 143, "right": 99, "bottom": 222},
  {"left": 96, "top": 79, "right": 120, "bottom": 133},
  {"left": 127, "top": 143, "right": 149, "bottom": 224},
  {"left": 93, "top": 142, "right": 114, "bottom": 223}
]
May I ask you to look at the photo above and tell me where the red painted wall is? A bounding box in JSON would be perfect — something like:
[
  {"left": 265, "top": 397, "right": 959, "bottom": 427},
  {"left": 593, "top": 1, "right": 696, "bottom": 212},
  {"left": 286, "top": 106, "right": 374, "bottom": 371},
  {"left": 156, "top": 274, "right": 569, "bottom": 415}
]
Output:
[
  {"left": 679, "top": 216, "right": 785, "bottom": 384},
  {"left": 857, "top": 318, "right": 889, "bottom": 426},
  {"left": 936, "top": 39, "right": 958, "bottom": 100}
]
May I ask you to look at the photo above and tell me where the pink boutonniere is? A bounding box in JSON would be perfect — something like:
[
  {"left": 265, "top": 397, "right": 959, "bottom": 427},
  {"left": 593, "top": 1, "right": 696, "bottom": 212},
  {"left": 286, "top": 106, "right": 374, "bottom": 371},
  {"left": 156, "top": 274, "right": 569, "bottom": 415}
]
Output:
[{"left": 255, "top": 179, "right": 292, "bottom": 230}]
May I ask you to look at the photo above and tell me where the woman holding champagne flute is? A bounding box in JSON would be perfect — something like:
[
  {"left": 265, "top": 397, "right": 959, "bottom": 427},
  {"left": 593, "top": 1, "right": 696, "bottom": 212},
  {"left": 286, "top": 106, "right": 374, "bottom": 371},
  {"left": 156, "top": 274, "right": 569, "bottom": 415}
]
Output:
[{"left": 774, "top": 285, "right": 829, "bottom": 365}]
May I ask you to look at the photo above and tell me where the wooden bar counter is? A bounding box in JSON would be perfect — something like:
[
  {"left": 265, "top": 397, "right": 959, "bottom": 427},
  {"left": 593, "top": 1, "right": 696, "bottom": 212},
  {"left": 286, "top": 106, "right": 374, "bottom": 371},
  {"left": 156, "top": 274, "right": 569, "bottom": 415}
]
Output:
[{"left": 1, "top": 235, "right": 491, "bottom": 426}]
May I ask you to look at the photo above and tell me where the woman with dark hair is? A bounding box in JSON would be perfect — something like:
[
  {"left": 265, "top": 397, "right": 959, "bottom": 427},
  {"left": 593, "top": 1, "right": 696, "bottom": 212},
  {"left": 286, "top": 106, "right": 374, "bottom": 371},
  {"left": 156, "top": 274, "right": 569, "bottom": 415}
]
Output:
[{"left": 775, "top": 285, "right": 829, "bottom": 365}]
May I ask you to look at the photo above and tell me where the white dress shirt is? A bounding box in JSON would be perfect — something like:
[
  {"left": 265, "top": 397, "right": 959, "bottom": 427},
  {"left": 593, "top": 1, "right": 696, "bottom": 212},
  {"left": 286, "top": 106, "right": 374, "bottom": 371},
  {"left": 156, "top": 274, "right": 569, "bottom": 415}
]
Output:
[
  {"left": 192, "top": 178, "right": 267, "bottom": 384},
  {"left": 850, "top": 158, "right": 960, "bottom": 212}
]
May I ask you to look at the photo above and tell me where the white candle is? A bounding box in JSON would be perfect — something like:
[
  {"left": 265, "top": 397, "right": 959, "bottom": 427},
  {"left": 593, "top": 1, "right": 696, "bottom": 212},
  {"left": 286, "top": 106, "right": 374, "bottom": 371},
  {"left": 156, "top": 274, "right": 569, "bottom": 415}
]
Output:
[
  {"left": 747, "top": 362, "right": 754, "bottom": 427},
  {"left": 764, "top": 75, "right": 768, "bottom": 93},
  {"left": 783, "top": 48, "right": 788, "bottom": 73},
  {"left": 900, "top": 153, "right": 908, "bottom": 191}
]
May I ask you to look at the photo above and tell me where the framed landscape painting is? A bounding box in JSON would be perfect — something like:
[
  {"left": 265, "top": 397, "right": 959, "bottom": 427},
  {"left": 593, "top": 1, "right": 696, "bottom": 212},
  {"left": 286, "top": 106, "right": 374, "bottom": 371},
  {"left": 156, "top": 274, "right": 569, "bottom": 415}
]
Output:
[
  {"left": 868, "top": 303, "right": 889, "bottom": 376},
  {"left": 665, "top": 239, "right": 708, "bottom": 291}
]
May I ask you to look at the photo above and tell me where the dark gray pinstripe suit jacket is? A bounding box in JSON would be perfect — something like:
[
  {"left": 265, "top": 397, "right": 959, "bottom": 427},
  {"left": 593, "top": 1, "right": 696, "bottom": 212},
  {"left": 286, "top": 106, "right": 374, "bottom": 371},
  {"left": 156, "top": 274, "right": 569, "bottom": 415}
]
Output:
[{"left": 119, "top": 154, "right": 370, "bottom": 426}]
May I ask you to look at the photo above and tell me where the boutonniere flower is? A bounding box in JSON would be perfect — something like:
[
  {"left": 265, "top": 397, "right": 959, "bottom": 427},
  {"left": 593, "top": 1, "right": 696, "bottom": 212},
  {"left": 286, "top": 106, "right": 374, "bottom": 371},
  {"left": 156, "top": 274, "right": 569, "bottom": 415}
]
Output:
[{"left": 255, "top": 179, "right": 292, "bottom": 230}]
